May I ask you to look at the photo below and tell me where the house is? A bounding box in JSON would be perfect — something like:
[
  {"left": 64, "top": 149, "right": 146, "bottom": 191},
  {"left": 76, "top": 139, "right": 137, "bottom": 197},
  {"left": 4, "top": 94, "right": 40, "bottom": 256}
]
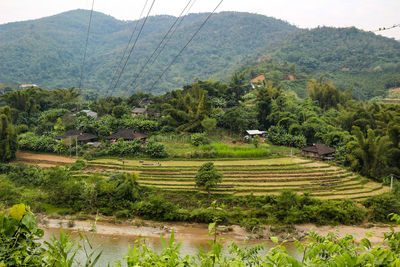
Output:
[
  {"left": 56, "top": 130, "right": 98, "bottom": 144},
  {"left": 81, "top": 110, "right": 98, "bottom": 119},
  {"left": 139, "top": 98, "right": 153, "bottom": 106},
  {"left": 107, "top": 129, "right": 148, "bottom": 142},
  {"left": 245, "top": 130, "right": 267, "bottom": 138},
  {"left": 20, "top": 84, "right": 38, "bottom": 88},
  {"left": 132, "top": 107, "right": 148, "bottom": 116},
  {"left": 302, "top": 143, "right": 336, "bottom": 160},
  {"left": 250, "top": 75, "right": 265, "bottom": 89}
]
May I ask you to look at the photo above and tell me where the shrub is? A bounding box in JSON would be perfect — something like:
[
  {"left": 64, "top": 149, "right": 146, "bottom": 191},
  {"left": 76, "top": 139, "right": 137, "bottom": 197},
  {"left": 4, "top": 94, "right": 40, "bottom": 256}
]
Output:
[
  {"left": 191, "top": 133, "right": 209, "bottom": 146},
  {"left": 105, "top": 139, "right": 142, "bottom": 156},
  {"left": 267, "top": 126, "right": 306, "bottom": 148},
  {"left": 18, "top": 132, "right": 57, "bottom": 152},
  {"left": 69, "top": 160, "right": 87, "bottom": 171},
  {"left": 363, "top": 194, "right": 400, "bottom": 222},
  {"left": 145, "top": 141, "right": 168, "bottom": 158}
]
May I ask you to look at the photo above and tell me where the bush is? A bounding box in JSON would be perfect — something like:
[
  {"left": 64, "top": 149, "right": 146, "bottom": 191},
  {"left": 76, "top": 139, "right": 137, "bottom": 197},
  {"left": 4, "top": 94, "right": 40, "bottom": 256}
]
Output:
[
  {"left": 18, "top": 132, "right": 57, "bottom": 152},
  {"left": 105, "top": 139, "right": 142, "bottom": 156},
  {"left": 267, "top": 126, "right": 306, "bottom": 148},
  {"left": 133, "top": 196, "right": 186, "bottom": 221},
  {"left": 363, "top": 194, "right": 400, "bottom": 222},
  {"left": 69, "top": 160, "right": 87, "bottom": 171},
  {"left": 191, "top": 133, "right": 209, "bottom": 146},
  {"left": 145, "top": 141, "right": 168, "bottom": 158}
]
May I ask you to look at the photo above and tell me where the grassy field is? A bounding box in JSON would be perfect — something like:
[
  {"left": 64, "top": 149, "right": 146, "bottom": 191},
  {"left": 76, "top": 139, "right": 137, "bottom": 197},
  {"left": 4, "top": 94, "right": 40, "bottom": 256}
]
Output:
[{"left": 15, "top": 152, "right": 388, "bottom": 201}]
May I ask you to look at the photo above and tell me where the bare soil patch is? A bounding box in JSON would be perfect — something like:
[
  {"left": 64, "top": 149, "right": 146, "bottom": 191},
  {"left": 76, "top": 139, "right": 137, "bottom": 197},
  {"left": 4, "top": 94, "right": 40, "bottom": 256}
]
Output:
[{"left": 16, "top": 151, "right": 76, "bottom": 164}]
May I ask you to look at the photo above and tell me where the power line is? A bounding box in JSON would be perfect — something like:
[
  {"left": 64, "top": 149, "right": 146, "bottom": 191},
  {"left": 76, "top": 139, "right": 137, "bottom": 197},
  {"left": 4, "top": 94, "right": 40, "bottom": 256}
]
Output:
[
  {"left": 147, "top": 0, "right": 224, "bottom": 93},
  {"left": 128, "top": 0, "right": 194, "bottom": 90},
  {"left": 109, "top": 0, "right": 156, "bottom": 95},
  {"left": 78, "top": 0, "right": 95, "bottom": 90},
  {"left": 375, "top": 24, "right": 400, "bottom": 32},
  {"left": 131, "top": 0, "right": 196, "bottom": 91},
  {"left": 105, "top": 0, "right": 149, "bottom": 95}
]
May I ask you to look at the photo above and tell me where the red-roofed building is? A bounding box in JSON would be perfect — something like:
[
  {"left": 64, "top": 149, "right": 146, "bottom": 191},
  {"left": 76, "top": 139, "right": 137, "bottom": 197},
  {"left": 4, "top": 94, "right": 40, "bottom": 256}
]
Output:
[{"left": 250, "top": 75, "right": 265, "bottom": 89}]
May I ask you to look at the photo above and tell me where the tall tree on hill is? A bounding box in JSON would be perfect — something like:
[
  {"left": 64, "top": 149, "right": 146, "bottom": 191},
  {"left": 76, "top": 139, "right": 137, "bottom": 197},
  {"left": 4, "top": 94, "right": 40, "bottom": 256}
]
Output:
[
  {"left": 162, "top": 83, "right": 210, "bottom": 132},
  {"left": 256, "top": 80, "right": 282, "bottom": 129},
  {"left": 347, "top": 126, "right": 392, "bottom": 180},
  {"left": 227, "top": 72, "right": 248, "bottom": 105},
  {"left": 307, "top": 77, "right": 352, "bottom": 110},
  {"left": 0, "top": 106, "right": 17, "bottom": 162}
]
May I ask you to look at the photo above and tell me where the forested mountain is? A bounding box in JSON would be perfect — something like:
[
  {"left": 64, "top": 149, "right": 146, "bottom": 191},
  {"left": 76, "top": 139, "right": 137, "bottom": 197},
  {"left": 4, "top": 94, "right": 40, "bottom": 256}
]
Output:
[
  {"left": 0, "top": 9, "right": 296, "bottom": 95},
  {"left": 260, "top": 27, "right": 400, "bottom": 98},
  {"left": 1, "top": 10, "right": 399, "bottom": 98}
]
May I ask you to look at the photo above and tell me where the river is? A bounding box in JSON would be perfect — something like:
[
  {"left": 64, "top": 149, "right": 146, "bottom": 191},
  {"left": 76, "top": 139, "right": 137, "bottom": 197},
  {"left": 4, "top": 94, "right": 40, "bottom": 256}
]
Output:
[
  {"left": 41, "top": 227, "right": 299, "bottom": 266},
  {"left": 40, "top": 218, "right": 397, "bottom": 266}
]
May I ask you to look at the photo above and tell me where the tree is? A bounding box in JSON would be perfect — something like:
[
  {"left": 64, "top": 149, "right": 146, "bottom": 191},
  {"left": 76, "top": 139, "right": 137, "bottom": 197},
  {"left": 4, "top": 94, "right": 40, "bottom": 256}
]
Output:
[
  {"left": 112, "top": 105, "right": 128, "bottom": 119},
  {"left": 201, "top": 117, "right": 217, "bottom": 134},
  {"left": 195, "top": 162, "right": 222, "bottom": 198},
  {"left": 347, "top": 126, "right": 392, "bottom": 180},
  {"left": 255, "top": 81, "right": 281, "bottom": 129},
  {"left": 0, "top": 106, "right": 17, "bottom": 162}
]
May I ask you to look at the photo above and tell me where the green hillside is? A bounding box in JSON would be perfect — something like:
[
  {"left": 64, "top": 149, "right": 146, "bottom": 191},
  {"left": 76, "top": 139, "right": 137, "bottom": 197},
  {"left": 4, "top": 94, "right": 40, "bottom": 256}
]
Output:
[
  {"left": 261, "top": 27, "right": 400, "bottom": 98},
  {"left": 0, "top": 10, "right": 296, "bottom": 95}
]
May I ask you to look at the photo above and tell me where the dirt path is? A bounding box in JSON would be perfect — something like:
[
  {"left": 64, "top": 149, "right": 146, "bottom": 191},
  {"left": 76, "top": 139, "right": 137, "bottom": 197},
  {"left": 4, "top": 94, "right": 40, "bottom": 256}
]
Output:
[{"left": 16, "top": 151, "right": 76, "bottom": 164}]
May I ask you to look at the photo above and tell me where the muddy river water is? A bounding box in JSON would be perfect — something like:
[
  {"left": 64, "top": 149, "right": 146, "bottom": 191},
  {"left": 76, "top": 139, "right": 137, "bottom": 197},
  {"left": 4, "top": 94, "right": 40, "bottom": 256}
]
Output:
[{"left": 41, "top": 219, "right": 397, "bottom": 266}]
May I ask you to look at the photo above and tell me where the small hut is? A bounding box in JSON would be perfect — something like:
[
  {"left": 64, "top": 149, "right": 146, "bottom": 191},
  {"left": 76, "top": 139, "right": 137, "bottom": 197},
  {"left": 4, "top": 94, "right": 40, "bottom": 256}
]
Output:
[
  {"left": 56, "top": 130, "right": 98, "bottom": 144},
  {"left": 132, "top": 107, "right": 148, "bottom": 116},
  {"left": 302, "top": 143, "right": 336, "bottom": 160},
  {"left": 107, "top": 129, "right": 147, "bottom": 142}
]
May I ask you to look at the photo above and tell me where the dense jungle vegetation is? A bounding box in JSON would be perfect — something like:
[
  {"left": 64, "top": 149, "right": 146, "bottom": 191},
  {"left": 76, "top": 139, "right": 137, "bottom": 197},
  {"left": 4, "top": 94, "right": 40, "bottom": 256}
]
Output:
[{"left": 0, "top": 68, "right": 399, "bottom": 226}]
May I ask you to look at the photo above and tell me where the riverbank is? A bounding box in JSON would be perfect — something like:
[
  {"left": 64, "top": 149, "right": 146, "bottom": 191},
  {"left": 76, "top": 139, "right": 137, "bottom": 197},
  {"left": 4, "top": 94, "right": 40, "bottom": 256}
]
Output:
[{"left": 37, "top": 216, "right": 400, "bottom": 244}]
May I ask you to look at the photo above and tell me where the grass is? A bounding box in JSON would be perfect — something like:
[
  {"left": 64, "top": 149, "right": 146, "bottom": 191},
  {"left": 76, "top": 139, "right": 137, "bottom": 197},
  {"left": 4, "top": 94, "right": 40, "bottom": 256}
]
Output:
[
  {"left": 42, "top": 203, "right": 73, "bottom": 214},
  {"left": 89, "top": 157, "right": 308, "bottom": 167},
  {"left": 201, "top": 143, "right": 271, "bottom": 158}
]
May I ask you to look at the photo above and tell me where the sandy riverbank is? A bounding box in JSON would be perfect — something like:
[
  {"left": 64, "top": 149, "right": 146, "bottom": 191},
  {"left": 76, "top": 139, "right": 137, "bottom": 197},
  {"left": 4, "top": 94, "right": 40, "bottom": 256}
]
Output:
[{"left": 38, "top": 217, "right": 400, "bottom": 244}]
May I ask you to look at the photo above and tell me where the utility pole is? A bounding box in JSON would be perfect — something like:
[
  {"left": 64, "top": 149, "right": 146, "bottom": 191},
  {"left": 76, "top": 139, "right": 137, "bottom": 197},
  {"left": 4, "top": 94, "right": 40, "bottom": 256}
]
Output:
[{"left": 390, "top": 174, "right": 393, "bottom": 192}]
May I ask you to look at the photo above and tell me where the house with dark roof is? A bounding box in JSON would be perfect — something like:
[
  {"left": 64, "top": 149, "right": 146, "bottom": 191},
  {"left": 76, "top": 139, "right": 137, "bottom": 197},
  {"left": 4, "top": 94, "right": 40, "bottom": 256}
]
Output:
[
  {"left": 302, "top": 143, "right": 336, "bottom": 160},
  {"left": 56, "top": 130, "right": 98, "bottom": 144},
  {"left": 131, "top": 107, "right": 148, "bottom": 116},
  {"left": 107, "top": 129, "right": 147, "bottom": 142},
  {"left": 139, "top": 98, "right": 153, "bottom": 106}
]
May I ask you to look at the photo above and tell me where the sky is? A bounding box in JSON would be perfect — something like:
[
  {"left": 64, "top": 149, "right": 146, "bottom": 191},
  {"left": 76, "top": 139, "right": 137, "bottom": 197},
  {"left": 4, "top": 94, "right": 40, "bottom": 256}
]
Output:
[{"left": 1, "top": 0, "right": 399, "bottom": 39}]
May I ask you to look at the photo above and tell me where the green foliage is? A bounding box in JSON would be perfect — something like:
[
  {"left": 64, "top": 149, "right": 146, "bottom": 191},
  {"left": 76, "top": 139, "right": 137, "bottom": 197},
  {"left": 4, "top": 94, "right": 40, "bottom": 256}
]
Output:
[
  {"left": 267, "top": 126, "right": 306, "bottom": 148},
  {"left": 17, "top": 132, "right": 57, "bottom": 153},
  {"left": 307, "top": 77, "right": 351, "bottom": 109},
  {"left": 112, "top": 105, "right": 128, "bottom": 119},
  {"left": 190, "top": 133, "right": 209, "bottom": 146},
  {"left": 105, "top": 139, "right": 142, "bottom": 157},
  {"left": 145, "top": 141, "right": 167, "bottom": 158},
  {"left": 0, "top": 106, "right": 17, "bottom": 162},
  {"left": 195, "top": 162, "right": 223, "bottom": 197},
  {"left": 363, "top": 193, "right": 400, "bottom": 222},
  {"left": 69, "top": 159, "right": 87, "bottom": 171},
  {"left": 0, "top": 11, "right": 296, "bottom": 95},
  {"left": 0, "top": 204, "right": 44, "bottom": 266},
  {"left": 202, "top": 143, "right": 271, "bottom": 158}
]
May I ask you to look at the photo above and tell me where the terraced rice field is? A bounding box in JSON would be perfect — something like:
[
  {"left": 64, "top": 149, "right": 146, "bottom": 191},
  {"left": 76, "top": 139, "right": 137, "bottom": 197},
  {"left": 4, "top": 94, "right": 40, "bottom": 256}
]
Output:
[
  {"left": 86, "top": 158, "right": 388, "bottom": 201},
  {"left": 13, "top": 152, "right": 388, "bottom": 201}
]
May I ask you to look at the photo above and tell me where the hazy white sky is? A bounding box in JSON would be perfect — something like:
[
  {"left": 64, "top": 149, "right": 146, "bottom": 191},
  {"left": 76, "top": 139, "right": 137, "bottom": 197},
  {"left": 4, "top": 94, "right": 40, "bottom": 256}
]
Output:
[{"left": 1, "top": 0, "right": 399, "bottom": 39}]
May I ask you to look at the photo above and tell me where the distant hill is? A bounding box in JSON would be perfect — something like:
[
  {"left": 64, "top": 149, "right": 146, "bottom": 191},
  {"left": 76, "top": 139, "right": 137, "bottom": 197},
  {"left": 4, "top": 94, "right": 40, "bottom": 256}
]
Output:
[
  {"left": 1, "top": 11, "right": 399, "bottom": 99},
  {"left": 0, "top": 10, "right": 296, "bottom": 95},
  {"left": 259, "top": 27, "right": 400, "bottom": 98}
]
